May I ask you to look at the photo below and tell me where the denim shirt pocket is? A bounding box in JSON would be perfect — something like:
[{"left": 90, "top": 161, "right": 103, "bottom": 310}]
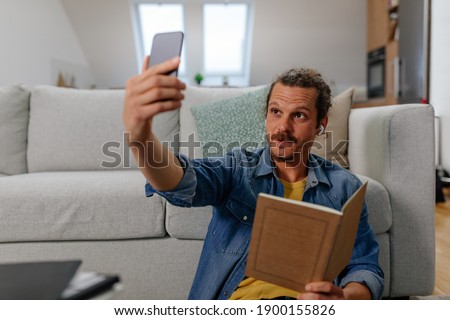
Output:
[
  {"left": 226, "top": 196, "right": 255, "bottom": 226},
  {"left": 210, "top": 197, "right": 255, "bottom": 255}
]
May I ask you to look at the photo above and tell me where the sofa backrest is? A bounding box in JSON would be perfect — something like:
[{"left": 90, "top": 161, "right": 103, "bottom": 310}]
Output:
[
  {"left": 27, "top": 86, "right": 179, "bottom": 172},
  {"left": 3, "top": 83, "right": 355, "bottom": 173},
  {"left": 0, "top": 85, "right": 30, "bottom": 175}
]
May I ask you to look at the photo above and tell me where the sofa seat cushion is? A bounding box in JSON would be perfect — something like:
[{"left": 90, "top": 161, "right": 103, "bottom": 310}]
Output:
[
  {"left": 0, "top": 170, "right": 165, "bottom": 242},
  {"left": 165, "top": 174, "right": 392, "bottom": 240},
  {"left": 357, "top": 175, "right": 392, "bottom": 234}
]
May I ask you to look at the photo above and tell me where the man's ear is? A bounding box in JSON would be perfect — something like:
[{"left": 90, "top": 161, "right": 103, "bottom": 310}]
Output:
[
  {"left": 318, "top": 125, "right": 325, "bottom": 135},
  {"left": 322, "top": 116, "right": 329, "bottom": 128},
  {"left": 317, "top": 116, "right": 329, "bottom": 135}
]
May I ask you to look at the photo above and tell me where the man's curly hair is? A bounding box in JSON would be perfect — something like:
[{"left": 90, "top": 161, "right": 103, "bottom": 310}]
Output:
[{"left": 265, "top": 68, "right": 332, "bottom": 126}]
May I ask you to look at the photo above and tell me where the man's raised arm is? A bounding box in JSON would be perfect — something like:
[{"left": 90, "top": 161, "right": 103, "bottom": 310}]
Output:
[{"left": 122, "top": 56, "right": 186, "bottom": 191}]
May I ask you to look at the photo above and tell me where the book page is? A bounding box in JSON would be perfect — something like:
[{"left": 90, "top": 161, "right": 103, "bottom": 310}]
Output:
[
  {"left": 324, "top": 182, "right": 368, "bottom": 281},
  {"left": 246, "top": 195, "right": 341, "bottom": 292}
]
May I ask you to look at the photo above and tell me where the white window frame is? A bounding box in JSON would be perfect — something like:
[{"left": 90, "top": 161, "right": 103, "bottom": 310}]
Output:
[
  {"left": 202, "top": 0, "right": 253, "bottom": 78},
  {"left": 130, "top": 0, "right": 187, "bottom": 77},
  {"left": 199, "top": 0, "right": 254, "bottom": 86}
]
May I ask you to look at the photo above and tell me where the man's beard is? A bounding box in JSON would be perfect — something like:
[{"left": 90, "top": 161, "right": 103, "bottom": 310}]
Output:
[
  {"left": 268, "top": 131, "right": 298, "bottom": 163},
  {"left": 271, "top": 153, "right": 295, "bottom": 162}
]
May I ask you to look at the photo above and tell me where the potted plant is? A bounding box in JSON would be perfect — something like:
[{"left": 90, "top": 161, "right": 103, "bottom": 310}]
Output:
[{"left": 194, "top": 73, "right": 204, "bottom": 85}]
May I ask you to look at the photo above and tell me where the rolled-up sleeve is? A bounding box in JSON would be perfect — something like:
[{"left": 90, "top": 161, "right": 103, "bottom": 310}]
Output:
[
  {"left": 327, "top": 174, "right": 384, "bottom": 300},
  {"left": 334, "top": 181, "right": 385, "bottom": 299},
  {"left": 145, "top": 153, "right": 197, "bottom": 207},
  {"left": 337, "top": 269, "right": 384, "bottom": 300}
]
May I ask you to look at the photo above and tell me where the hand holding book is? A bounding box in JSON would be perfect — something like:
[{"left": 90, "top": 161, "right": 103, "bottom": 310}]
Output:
[
  {"left": 246, "top": 182, "right": 368, "bottom": 294},
  {"left": 297, "top": 281, "right": 371, "bottom": 300}
]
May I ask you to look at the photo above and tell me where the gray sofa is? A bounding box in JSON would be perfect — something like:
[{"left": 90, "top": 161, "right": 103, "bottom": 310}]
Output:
[{"left": 0, "top": 84, "right": 435, "bottom": 299}]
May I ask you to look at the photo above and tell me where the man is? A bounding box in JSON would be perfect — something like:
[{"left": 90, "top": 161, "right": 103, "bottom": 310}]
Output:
[{"left": 123, "top": 56, "right": 384, "bottom": 300}]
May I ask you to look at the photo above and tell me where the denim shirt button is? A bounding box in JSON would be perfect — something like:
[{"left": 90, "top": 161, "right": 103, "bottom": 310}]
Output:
[{"left": 243, "top": 216, "right": 248, "bottom": 221}]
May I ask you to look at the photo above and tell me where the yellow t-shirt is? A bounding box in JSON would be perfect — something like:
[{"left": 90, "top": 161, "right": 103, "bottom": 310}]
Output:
[{"left": 229, "top": 177, "right": 307, "bottom": 300}]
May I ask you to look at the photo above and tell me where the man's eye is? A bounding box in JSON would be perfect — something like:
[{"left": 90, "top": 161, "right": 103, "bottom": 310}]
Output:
[
  {"left": 293, "top": 113, "right": 305, "bottom": 119},
  {"left": 271, "top": 109, "right": 280, "bottom": 114}
]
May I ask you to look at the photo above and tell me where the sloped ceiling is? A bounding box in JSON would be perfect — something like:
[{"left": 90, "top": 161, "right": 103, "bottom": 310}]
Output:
[
  {"left": 59, "top": 0, "right": 367, "bottom": 92},
  {"left": 60, "top": 0, "right": 138, "bottom": 88}
]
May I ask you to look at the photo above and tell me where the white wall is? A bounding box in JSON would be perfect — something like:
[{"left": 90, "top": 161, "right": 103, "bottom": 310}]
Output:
[
  {"left": 60, "top": 0, "right": 137, "bottom": 89},
  {"left": 250, "top": 0, "right": 367, "bottom": 94},
  {"left": 0, "top": 0, "right": 93, "bottom": 88},
  {"left": 60, "top": 0, "right": 367, "bottom": 92},
  {"left": 430, "top": 0, "right": 450, "bottom": 171}
]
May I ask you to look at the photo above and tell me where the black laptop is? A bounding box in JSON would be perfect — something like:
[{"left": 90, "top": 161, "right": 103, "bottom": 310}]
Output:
[
  {"left": 0, "top": 260, "right": 81, "bottom": 299},
  {"left": 0, "top": 260, "right": 120, "bottom": 299}
]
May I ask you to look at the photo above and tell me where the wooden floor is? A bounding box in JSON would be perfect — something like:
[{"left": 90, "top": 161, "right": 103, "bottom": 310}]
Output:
[{"left": 434, "top": 188, "right": 450, "bottom": 295}]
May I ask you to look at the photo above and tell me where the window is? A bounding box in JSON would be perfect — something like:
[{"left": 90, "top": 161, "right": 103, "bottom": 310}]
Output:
[
  {"left": 203, "top": 3, "right": 249, "bottom": 76},
  {"left": 131, "top": 1, "right": 253, "bottom": 86},
  {"left": 132, "top": 2, "right": 186, "bottom": 75}
]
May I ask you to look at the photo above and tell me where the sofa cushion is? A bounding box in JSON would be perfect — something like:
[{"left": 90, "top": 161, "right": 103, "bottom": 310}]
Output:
[
  {"left": 0, "top": 170, "right": 165, "bottom": 242},
  {"left": 0, "top": 85, "right": 30, "bottom": 175},
  {"left": 191, "top": 87, "right": 269, "bottom": 157},
  {"left": 27, "top": 86, "right": 179, "bottom": 172},
  {"left": 357, "top": 175, "right": 392, "bottom": 234},
  {"left": 179, "top": 85, "right": 266, "bottom": 159},
  {"left": 165, "top": 174, "right": 391, "bottom": 240},
  {"left": 310, "top": 87, "right": 354, "bottom": 168}
]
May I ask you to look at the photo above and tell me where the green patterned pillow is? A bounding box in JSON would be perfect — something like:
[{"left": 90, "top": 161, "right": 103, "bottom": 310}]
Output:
[{"left": 191, "top": 87, "right": 269, "bottom": 157}]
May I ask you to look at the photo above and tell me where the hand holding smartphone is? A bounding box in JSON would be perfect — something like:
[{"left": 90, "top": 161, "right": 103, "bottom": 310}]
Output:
[
  {"left": 123, "top": 31, "right": 186, "bottom": 149},
  {"left": 148, "top": 31, "right": 184, "bottom": 76}
]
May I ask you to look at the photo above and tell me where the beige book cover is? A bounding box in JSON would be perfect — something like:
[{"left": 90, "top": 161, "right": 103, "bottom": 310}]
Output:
[{"left": 245, "top": 182, "right": 368, "bottom": 292}]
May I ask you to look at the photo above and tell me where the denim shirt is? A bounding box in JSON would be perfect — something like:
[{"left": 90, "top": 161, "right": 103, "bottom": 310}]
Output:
[{"left": 145, "top": 147, "right": 384, "bottom": 300}]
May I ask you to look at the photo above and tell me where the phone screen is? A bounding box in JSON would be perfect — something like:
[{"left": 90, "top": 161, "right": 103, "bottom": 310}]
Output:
[{"left": 148, "top": 31, "right": 184, "bottom": 76}]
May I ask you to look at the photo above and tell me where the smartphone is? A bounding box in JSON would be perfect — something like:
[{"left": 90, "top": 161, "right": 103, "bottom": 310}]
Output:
[{"left": 148, "top": 31, "right": 184, "bottom": 76}]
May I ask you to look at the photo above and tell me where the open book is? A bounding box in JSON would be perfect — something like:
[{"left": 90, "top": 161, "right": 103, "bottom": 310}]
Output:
[{"left": 245, "top": 182, "right": 368, "bottom": 292}]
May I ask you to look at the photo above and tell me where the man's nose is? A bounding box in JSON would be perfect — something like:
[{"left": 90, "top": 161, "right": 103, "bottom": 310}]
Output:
[{"left": 277, "top": 116, "right": 292, "bottom": 132}]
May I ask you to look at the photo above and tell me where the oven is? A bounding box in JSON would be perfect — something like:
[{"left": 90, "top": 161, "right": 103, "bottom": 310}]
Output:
[{"left": 367, "top": 47, "right": 386, "bottom": 98}]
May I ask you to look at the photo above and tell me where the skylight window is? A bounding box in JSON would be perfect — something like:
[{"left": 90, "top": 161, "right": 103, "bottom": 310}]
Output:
[
  {"left": 132, "top": 2, "right": 185, "bottom": 75},
  {"left": 203, "top": 3, "right": 249, "bottom": 76}
]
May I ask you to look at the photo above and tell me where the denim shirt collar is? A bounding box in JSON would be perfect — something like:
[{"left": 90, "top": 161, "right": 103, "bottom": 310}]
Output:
[
  {"left": 254, "top": 146, "right": 274, "bottom": 177},
  {"left": 255, "top": 147, "right": 331, "bottom": 189}
]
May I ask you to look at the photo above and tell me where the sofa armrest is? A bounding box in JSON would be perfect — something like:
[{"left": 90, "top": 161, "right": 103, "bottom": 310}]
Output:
[{"left": 348, "top": 104, "right": 435, "bottom": 297}]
